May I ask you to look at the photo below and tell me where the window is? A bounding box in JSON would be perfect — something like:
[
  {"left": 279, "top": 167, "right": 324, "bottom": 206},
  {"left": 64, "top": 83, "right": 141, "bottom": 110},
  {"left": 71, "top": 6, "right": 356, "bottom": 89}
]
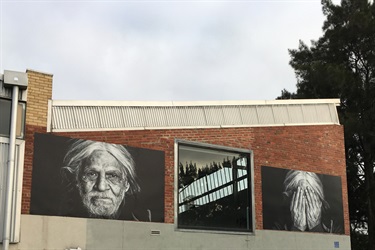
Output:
[
  {"left": 177, "top": 141, "right": 253, "bottom": 232},
  {"left": 0, "top": 98, "right": 26, "bottom": 139}
]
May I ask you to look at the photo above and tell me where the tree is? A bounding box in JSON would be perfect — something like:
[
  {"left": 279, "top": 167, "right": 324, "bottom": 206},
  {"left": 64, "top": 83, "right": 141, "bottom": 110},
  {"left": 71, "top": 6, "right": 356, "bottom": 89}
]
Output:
[{"left": 279, "top": 1, "right": 375, "bottom": 249}]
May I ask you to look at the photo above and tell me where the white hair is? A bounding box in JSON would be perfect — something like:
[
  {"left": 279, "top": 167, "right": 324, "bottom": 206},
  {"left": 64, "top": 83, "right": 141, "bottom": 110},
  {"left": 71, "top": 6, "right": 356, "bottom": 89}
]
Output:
[
  {"left": 62, "top": 139, "right": 140, "bottom": 195},
  {"left": 283, "top": 170, "right": 329, "bottom": 209}
]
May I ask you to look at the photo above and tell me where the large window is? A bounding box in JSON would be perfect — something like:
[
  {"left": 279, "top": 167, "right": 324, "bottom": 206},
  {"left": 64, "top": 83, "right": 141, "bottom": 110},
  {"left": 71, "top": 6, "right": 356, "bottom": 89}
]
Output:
[
  {"left": 177, "top": 141, "right": 253, "bottom": 232},
  {"left": 0, "top": 98, "right": 26, "bottom": 139}
]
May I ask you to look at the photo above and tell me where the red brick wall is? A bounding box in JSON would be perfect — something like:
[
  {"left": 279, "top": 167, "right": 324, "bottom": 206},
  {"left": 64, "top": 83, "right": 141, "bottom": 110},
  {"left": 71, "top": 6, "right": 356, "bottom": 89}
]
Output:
[
  {"left": 21, "top": 124, "right": 349, "bottom": 235},
  {"left": 22, "top": 69, "right": 52, "bottom": 214},
  {"left": 22, "top": 125, "right": 46, "bottom": 212}
]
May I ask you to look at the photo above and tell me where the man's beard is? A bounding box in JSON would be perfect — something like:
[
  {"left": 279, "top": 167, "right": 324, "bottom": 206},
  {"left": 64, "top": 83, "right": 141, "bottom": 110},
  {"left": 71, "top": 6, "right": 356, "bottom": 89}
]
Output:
[{"left": 79, "top": 188, "right": 126, "bottom": 219}]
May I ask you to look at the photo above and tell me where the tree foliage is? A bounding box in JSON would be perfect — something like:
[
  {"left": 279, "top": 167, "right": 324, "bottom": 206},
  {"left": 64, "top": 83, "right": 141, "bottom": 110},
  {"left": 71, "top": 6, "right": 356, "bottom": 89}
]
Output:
[
  {"left": 179, "top": 160, "right": 224, "bottom": 187},
  {"left": 279, "top": 1, "right": 375, "bottom": 249}
]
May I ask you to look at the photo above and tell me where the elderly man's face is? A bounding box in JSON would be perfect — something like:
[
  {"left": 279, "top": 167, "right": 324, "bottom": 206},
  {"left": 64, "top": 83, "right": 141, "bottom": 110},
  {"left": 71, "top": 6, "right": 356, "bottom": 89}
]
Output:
[{"left": 78, "top": 150, "right": 129, "bottom": 218}]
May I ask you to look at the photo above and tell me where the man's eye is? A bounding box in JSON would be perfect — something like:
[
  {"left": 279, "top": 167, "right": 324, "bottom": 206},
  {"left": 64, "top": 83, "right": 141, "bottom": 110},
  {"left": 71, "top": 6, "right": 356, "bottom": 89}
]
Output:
[
  {"left": 87, "top": 172, "right": 98, "bottom": 177},
  {"left": 106, "top": 173, "right": 122, "bottom": 183},
  {"left": 83, "top": 171, "right": 98, "bottom": 181}
]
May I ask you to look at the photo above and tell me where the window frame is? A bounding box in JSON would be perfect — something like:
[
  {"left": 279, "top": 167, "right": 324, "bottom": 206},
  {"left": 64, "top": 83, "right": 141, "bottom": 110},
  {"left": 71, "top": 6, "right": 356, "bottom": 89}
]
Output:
[
  {"left": 174, "top": 139, "right": 255, "bottom": 234},
  {"left": 0, "top": 97, "right": 26, "bottom": 139}
]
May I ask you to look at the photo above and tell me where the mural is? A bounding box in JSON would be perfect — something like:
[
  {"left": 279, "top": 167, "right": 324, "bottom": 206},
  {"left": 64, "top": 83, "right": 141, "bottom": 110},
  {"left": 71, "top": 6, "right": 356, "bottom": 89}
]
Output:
[
  {"left": 30, "top": 133, "right": 165, "bottom": 222},
  {"left": 262, "top": 166, "right": 344, "bottom": 234}
]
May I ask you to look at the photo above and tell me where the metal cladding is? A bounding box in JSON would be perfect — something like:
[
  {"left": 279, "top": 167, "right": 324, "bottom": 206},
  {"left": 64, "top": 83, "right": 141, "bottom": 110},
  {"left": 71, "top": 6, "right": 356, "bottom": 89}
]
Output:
[{"left": 49, "top": 99, "right": 340, "bottom": 132}]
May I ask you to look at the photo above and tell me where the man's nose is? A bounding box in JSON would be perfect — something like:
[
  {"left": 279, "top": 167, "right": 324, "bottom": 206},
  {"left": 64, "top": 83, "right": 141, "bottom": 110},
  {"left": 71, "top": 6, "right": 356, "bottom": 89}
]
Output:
[{"left": 96, "top": 174, "right": 109, "bottom": 191}]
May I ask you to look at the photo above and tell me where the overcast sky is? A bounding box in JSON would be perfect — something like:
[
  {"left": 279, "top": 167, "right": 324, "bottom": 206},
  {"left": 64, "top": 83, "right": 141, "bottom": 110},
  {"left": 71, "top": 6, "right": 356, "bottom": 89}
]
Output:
[{"left": 0, "top": 0, "right": 340, "bottom": 102}]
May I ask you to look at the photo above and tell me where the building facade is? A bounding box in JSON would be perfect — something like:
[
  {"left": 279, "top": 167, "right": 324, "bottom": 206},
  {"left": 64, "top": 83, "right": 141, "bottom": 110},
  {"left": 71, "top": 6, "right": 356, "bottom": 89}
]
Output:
[{"left": 1, "top": 70, "right": 350, "bottom": 250}]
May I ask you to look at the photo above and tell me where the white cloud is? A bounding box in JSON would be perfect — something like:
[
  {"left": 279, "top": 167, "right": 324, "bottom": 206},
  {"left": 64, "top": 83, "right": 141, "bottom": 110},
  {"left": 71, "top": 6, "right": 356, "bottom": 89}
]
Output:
[{"left": 1, "top": 0, "right": 326, "bottom": 101}]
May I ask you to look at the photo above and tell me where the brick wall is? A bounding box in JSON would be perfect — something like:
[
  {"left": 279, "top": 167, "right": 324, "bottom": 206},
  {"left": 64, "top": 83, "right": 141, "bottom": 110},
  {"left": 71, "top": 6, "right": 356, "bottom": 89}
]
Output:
[
  {"left": 22, "top": 125, "right": 349, "bottom": 235},
  {"left": 21, "top": 70, "right": 349, "bottom": 235},
  {"left": 25, "top": 69, "right": 52, "bottom": 127},
  {"left": 23, "top": 70, "right": 52, "bottom": 214}
]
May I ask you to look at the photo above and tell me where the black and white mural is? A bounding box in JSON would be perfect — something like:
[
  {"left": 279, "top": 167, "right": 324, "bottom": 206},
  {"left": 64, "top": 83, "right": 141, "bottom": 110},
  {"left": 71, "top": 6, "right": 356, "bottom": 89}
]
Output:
[
  {"left": 262, "top": 166, "right": 344, "bottom": 234},
  {"left": 30, "top": 133, "right": 165, "bottom": 222}
]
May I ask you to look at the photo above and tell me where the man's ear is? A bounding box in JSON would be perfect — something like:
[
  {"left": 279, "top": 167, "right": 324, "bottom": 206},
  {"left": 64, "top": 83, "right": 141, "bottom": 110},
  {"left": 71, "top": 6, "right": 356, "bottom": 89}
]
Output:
[{"left": 124, "top": 181, "right": 130, "bottom": 192}]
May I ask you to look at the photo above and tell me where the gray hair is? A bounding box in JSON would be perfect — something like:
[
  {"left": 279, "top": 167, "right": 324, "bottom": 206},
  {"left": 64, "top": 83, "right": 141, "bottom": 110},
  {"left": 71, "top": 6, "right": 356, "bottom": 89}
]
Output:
[
  {"left": 283, "top": 170, "right": 329, "bottom": 209},
  {"left": 62, "top": 139, "right": 140, "bottom": 195}
]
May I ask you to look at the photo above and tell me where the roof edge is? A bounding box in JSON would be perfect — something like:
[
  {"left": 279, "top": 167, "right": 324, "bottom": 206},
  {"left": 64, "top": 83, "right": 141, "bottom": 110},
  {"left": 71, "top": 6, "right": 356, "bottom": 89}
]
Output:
[{"left": 51, "top": 98, "right": 340, "bottom": 107}]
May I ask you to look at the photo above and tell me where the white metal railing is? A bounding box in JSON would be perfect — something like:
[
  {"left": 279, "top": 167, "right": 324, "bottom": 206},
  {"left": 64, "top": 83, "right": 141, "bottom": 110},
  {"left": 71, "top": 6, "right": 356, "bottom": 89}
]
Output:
[{"left": 178, "top": 168, "right": 248, "bottom": 214}]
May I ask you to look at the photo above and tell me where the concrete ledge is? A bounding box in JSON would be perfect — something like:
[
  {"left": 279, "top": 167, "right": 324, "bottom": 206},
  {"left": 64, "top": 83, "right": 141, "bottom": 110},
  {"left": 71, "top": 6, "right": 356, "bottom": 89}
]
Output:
[{"left": 5, "top": 215, "right": 350, "bottom": 250}]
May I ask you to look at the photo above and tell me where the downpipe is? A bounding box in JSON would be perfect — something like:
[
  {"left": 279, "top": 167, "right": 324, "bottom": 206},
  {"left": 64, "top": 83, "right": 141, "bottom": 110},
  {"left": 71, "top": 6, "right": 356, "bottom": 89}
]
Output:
[{"left": 2, "top": 85, "right": 19, "bottom": 250}]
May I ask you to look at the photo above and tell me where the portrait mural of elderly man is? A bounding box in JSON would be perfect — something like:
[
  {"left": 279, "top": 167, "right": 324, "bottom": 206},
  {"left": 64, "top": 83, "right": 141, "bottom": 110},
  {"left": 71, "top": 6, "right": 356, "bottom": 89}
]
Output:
[
  {"left": 30, "top": 133, "right": 165, "bottom": 222},
  {"left": 262, "top": 166, "right": 344, "bottom": 234}
]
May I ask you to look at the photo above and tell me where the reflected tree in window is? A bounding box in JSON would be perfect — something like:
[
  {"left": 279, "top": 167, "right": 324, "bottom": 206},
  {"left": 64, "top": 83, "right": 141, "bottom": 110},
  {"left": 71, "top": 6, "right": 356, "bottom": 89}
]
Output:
[{"left": 177, "top": 143, "right": 253, "bottom": 232}]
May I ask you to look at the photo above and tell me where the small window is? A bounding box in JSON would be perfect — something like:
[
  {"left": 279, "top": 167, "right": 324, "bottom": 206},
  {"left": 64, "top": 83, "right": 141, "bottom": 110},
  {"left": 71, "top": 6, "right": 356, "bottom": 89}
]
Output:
[
  {"left": 0, "top": 98, "right": 26, "bottom": 139},
  {"left": 177, "top": 141, "right": 253, "bottom": 232}
]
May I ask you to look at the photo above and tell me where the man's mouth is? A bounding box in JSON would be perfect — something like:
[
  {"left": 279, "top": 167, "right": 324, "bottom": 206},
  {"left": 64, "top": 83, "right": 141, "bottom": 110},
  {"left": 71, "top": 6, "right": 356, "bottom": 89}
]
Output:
[{"left": 91, "top": 196, "right": 113, "bottom": 205}]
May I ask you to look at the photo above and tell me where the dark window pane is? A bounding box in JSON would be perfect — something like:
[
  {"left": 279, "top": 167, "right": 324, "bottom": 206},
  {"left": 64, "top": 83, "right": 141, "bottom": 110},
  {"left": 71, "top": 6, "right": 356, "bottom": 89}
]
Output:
[
  {"left": 178, "top": 143, "right": 253, "bottom": 232},
  {"left": 0, "top": 98, "right": 26, "bottom": 138},
  {"left": 0, "top": 99, "right": 11, "bottom": 136}
]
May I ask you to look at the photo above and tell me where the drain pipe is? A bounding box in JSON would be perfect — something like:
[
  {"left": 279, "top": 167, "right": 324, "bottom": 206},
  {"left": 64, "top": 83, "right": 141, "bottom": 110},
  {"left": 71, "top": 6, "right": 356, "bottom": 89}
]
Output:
[
  {"left": 2, "top": 86, "right": 19, "bottom": 250},
  {"left": 2, "top": 70, "right": 28, "bottom": 250},
  {"left": 2, "top": 85, "right": 19, "bottom": 250}
]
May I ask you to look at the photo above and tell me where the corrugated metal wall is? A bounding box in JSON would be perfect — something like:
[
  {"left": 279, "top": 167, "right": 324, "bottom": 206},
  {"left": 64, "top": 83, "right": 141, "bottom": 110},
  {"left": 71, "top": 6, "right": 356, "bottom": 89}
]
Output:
[
  {"left": 50, "top": 100, "right": 340, "bottom": 132},
  {"left": 0, "top": 138, "right": 25, "bottom": 243}
]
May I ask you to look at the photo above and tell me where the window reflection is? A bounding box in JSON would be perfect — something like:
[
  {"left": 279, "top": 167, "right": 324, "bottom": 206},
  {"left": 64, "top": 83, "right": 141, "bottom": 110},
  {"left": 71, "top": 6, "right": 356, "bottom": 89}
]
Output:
[{"left": 178, "top": 143, "right": 252, "bottom": 232}]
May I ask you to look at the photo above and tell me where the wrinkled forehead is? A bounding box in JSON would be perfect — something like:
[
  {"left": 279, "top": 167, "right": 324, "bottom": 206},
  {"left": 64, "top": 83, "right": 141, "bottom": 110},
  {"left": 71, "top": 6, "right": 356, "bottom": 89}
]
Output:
[{"left": 84, "top": 150, "right": 122, "bottom": 171}]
